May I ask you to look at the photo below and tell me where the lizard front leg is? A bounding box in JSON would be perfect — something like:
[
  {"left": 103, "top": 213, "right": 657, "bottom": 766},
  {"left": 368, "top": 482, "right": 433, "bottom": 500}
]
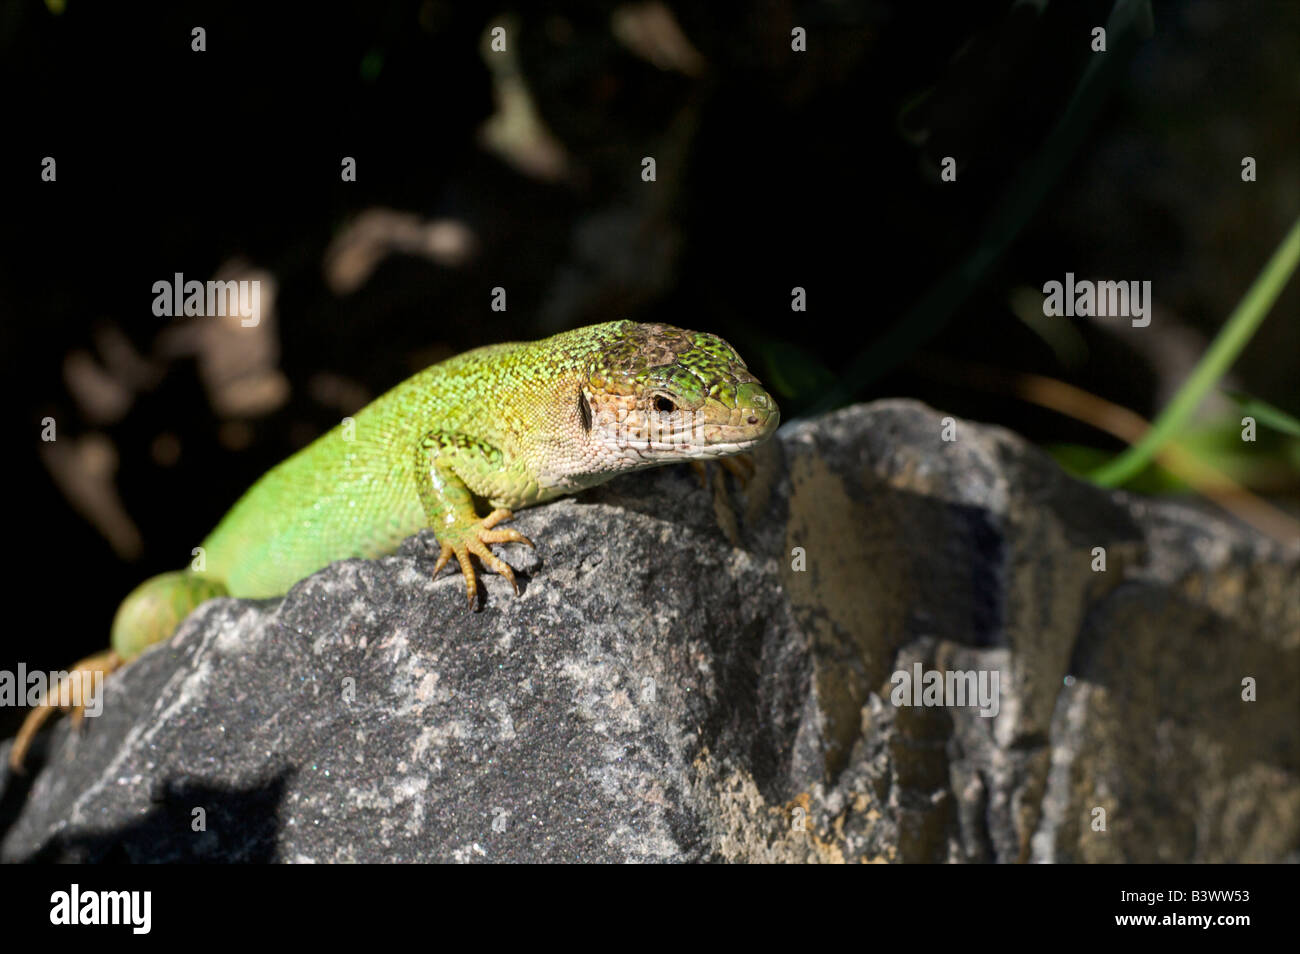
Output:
[{"left": 415, "top": 431, "right": 534, "bottom": 609}]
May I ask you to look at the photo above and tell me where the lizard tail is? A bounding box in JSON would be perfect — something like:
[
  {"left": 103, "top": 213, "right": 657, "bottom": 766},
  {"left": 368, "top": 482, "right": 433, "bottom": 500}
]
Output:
[
  {"left": 111, "top": 570, "right": 229, "bottom": 661},
  {"left": 6, "top": 571, "right": 227, "bottom": 772}
]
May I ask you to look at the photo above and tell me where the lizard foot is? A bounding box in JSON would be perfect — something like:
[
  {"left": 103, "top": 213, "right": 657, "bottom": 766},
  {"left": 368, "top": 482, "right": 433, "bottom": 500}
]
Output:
[
  {"left": 689, "top": 453, "right": 757, "bottom": 489},
  {"left": 9, "top": 648, "right": 121, "bottom": 773},
  {"left": 431, "top": 509, "right": 534, "bottom": 610},
  {"left": 718, "top": 452, "right": 757, "bottom": 486}
]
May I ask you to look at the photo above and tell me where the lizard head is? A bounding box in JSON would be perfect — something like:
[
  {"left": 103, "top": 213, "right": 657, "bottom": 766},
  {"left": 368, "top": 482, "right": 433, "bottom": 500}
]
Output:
[{"left": 579, "top": 322, "right": 780, "bottom": 468}]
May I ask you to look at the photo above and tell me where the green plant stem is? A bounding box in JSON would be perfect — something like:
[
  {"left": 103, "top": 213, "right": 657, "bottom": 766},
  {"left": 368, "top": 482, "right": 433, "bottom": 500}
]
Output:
[{"left": 1090, "top": 213, "right": 1300, "bottom": 487}]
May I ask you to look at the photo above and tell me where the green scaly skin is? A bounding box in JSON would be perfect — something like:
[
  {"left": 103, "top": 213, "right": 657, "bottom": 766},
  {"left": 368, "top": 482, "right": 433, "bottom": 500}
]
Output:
[{"left": 11, "top": 320, "right": 779, "bottom": 769}]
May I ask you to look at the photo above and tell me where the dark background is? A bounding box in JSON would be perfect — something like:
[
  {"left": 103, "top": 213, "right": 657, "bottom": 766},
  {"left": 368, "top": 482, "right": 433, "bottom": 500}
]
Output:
[{"left": 2, "top": 0, "right": 1297, "bottom": 739}]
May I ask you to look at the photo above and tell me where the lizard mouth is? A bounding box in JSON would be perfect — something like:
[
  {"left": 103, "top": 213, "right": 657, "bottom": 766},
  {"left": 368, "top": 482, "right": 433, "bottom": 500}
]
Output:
[
  {"left": 658, "top": 437, "right": 767, "bottom": 457},
  {"left": 694, "top": 408, "right": 781, "bottom": 455},
  {"left": 607, "top": 404, "right": 780, "bottom": 460}
]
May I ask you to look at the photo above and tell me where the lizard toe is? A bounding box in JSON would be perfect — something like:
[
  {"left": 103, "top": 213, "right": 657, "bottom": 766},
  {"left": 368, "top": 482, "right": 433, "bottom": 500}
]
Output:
[
  {"left": 480, "top": 508, "right": 515, "bottom": 530},
  {"left": 452, "top": 544, "right": 479, "bottom": 610},
  {"left": 478, "top": 528, "right": 533, "bottom": 548},
  {"left": 432, "top": 542, "right": 455, "bottom": 578},
  {"left": 467, "top": 537, "right": 519, "bottom": 595}
]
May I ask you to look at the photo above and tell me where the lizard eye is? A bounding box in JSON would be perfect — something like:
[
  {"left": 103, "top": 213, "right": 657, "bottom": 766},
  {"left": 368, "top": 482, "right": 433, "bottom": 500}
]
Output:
[
  {"left": 654, "top": 396, "right": 676, "bottom": 414},
  {"left": 578, "top": 390, "right": 592, "bottom": 432}
]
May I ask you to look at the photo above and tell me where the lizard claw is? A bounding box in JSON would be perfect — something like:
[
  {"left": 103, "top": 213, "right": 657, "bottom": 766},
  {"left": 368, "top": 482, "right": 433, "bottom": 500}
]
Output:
[{"left": 431, "top": 510, "right": 534, "bottom": 610}]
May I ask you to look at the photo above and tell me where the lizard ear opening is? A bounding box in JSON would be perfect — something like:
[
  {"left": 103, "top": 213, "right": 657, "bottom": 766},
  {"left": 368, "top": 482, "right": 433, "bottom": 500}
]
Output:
[{"left": 578, "top": 390, "right": 592, "bottom": 432}]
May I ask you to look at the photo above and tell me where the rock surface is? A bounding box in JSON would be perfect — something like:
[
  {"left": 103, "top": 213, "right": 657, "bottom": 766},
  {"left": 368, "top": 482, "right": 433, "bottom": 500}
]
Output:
[{"left": 2, "top": 400, "right": 1297, "bottom": 862}]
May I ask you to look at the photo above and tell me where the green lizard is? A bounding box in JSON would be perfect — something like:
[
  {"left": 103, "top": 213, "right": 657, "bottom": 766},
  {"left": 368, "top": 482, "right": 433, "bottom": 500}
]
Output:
[{"left": 10, "top": 320, "right": 779, "bottom": 769}]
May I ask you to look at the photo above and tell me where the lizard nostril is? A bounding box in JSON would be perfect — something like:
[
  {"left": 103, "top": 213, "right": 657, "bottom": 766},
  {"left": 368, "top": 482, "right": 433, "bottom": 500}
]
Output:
[{"left": 747, "top": 416, "right": 758, "bottom": 425}]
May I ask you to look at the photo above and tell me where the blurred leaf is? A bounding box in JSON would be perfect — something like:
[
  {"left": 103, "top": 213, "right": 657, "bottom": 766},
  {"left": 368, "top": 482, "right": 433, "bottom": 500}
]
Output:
[
  {"left": 360, "top": 49, "right": 384, "bottom": 83},
  {"left": 1049, "top": 415, "right": 1300, "bottom": 496},
  {"left": 743, "top": 334, "right": 837, "bottom": 403},
  {"left": 1046, "top": 443, "right": 1187, "bottom": 493},
  {"left": 1221, "top": 389, "right": 1300, "bottom": 438},
  {"left": 1009, "top": 285, "right": 1088, "bottom": 368},
  {"left": 762, "top": 347, "right": 838, "bottom": 403}
]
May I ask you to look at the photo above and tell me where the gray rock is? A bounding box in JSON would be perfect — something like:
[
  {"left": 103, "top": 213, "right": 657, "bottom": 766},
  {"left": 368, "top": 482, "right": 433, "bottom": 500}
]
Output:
[{"left": 3, "top": 400, "right": 1297, "bottom": 862}]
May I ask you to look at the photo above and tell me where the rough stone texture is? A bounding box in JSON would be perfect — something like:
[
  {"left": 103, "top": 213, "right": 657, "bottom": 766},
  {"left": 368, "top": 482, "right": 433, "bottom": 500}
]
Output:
[{"left": 2, "top": 400, "right": 1297, "bottom": 862}]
